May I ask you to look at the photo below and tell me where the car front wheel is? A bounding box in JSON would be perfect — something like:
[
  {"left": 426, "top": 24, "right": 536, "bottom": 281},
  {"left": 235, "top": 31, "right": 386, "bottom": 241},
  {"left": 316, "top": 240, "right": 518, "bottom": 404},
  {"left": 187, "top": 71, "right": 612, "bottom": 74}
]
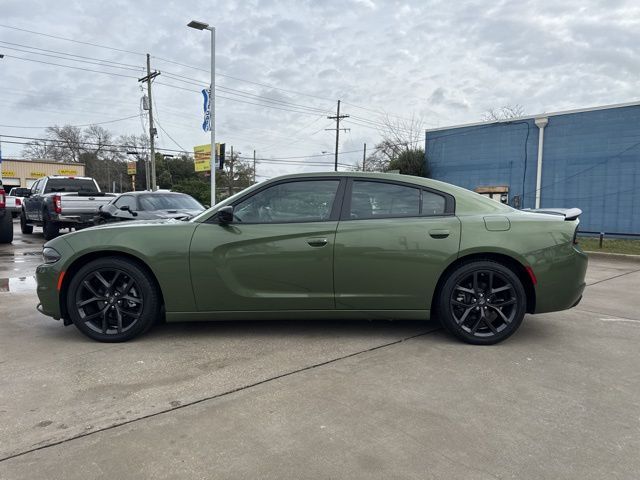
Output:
[
  {"left": 66, "top": 257, "right": 160, "bottom": 342},
  {"left": 438, "top": 260, "right": 526, "bottom": 345}
]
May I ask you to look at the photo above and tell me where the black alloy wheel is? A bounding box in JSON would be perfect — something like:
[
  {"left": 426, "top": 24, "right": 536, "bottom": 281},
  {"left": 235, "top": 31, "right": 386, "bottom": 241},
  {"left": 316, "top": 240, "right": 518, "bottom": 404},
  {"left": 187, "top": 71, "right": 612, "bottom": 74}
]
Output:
[
  {"left": 66, "top": 257, "right": 159, "bottom": 342},
  {"left": 439, "top": 260, "right": 526, "bottom": 345}
]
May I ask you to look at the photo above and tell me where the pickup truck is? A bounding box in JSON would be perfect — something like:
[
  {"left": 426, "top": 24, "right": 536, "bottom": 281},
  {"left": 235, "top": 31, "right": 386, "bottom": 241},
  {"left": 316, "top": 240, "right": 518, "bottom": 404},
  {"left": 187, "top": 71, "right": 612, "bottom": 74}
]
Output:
[
  {"left": 7, "top": 187, "right": 30, "bottom": 218},
  {"left": 21, "top": 176, "right": 116, "bottom": 240},
  {"left": 0, "top": 179, "right": 14, "bottom": 244}
]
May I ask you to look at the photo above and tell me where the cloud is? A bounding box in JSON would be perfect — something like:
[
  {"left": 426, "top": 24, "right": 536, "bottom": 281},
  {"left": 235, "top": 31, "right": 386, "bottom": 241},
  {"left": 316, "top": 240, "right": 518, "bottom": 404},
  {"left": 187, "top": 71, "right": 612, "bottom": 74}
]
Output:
[{"left": 0, "top": 0, "right": 638, "bottom": 177}]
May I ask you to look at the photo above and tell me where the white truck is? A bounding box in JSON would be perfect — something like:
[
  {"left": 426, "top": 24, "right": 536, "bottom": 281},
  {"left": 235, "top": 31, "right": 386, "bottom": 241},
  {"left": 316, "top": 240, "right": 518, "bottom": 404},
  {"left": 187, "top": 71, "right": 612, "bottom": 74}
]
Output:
[{"left": 21, "top": 176, "right": 116, "bottom": 240}]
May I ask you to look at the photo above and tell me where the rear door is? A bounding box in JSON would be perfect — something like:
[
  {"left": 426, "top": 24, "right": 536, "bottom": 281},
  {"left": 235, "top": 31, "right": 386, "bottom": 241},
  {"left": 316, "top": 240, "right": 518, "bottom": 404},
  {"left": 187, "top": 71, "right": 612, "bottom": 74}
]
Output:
[
  {"left": 25, "top": 179, "right": 44, "bottom": 221},
  {"left": 334, "top": 179, "right": 461, "bottom": 311},
  {"left": 190, "top": 178, "right": 345, "bottom": 312}
]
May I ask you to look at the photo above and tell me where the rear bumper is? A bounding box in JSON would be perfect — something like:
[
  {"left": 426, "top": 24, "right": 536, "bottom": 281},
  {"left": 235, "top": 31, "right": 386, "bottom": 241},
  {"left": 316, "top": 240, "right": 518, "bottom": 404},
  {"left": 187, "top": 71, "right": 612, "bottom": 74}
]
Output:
[
  {"left": 531, "top": 243, "right": 588, "bottom": 314},
  {"left": 56, "top": 213, "right": 96, "bottom": 224}
]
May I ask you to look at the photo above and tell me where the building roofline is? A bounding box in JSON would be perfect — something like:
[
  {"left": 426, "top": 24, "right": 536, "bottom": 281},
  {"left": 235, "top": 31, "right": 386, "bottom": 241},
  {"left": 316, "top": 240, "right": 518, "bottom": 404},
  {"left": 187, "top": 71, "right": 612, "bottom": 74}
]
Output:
[
  {"left": 425, "top": 99, "right": 640, "bottom": 133},
  {"left": 1, "top": 158, "right": 85, "bottom": 167}
]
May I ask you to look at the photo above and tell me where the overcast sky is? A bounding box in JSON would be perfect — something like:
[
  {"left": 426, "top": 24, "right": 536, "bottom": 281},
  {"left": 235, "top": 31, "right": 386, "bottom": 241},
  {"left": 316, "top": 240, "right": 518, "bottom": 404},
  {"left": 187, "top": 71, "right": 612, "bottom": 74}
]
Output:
[{"left": 1, "top": 0, "right": 639, "bottom": 179}]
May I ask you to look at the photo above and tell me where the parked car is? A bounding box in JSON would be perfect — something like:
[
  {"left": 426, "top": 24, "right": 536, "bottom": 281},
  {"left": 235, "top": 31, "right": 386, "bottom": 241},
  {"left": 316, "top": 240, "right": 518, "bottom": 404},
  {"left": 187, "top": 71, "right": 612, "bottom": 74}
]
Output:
[
  {"left": 7, "top": 187, "right": 30, "bottom": 218},
  {"left": 94, "top": 191, "right": 205, "bottom": 224},
  {"left": 21, "top": 176, "right": 116, "bottom": 240},
  {"left": 0, "top": 180, "right": 13, "bottom": 244},
  {"left": 35, "top": 172, "right": 587, "bottom": 344}
]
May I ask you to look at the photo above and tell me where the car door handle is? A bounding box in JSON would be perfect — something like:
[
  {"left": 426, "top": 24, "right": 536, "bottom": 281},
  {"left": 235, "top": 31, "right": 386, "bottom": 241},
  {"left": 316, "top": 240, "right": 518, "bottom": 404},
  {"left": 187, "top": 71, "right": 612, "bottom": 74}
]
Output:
[
  {"left": 306, "top": 238, "right": 328, "bottom": 247},
  {"left": 429, "top": 229, "right": 450, "bottom": 239}
]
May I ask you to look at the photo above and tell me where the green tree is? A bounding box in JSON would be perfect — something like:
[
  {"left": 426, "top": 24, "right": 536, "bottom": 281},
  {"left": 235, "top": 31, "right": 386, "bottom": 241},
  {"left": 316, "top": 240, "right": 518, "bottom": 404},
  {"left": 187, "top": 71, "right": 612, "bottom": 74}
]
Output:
[{"left": 387, "top": 148, "right": 429, "bottom": 177}]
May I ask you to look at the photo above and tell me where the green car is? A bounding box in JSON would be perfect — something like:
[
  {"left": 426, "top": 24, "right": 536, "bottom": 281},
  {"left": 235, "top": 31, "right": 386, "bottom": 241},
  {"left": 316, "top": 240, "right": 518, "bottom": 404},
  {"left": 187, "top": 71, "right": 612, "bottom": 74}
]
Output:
[{"left": 36, "top": 172, "right": 587, "bottom": 344}]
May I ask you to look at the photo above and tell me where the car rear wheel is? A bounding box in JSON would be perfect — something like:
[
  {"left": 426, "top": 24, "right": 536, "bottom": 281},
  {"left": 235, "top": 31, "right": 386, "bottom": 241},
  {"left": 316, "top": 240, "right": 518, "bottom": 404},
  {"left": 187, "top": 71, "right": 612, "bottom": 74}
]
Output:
[
  {"left": 438, "top": 260, "right": 526, "bottom": 345},
  {"left": 20, "top": 210, "right": 33, "bottom": 234},
  {"left": 66, "top": 257, "right": 160, "bottom": 342}
]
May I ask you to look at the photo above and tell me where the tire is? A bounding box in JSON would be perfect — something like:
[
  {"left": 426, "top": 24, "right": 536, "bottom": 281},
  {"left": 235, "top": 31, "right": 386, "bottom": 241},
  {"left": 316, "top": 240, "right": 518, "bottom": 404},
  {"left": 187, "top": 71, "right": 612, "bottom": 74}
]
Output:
[
  {"left": 0, "top": 213, "right": 13, "bottom": 244},
  {"left": 66, "top": 257, "right": 160, "bottom": 342},
  {"left": 42, "top": 212, "right": 60, "bottom": 240},
  {"left": 438, "top": 260, "right": 526, "bottom": 345},
  {"left": 20, "top": 210, "right": 33, "bottom": 234}
]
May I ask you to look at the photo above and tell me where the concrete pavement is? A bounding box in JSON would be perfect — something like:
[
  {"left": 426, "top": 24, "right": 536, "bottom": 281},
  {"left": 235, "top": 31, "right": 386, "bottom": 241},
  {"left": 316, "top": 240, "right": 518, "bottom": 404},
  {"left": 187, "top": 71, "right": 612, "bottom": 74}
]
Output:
[{"left": 1, "top": 220, "right": 639, "bottom": 479}]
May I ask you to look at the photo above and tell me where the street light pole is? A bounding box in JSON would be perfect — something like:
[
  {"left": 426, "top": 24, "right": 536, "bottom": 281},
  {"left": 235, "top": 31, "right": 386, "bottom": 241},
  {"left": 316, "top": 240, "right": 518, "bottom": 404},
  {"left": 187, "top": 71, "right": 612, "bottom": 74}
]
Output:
[{"left": 188, "top": 20, "right": 216, "bottom": 205}]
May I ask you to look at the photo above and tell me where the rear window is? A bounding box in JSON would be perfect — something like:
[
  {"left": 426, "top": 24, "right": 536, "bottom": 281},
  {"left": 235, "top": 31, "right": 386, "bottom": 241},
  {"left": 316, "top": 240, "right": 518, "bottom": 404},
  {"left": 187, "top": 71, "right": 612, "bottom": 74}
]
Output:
[
  {"left": 138, "top": 194, "right": 203, "bottom": 211},
  {"left": 45, "top": 178, "right": 99, "bottom": 194}
]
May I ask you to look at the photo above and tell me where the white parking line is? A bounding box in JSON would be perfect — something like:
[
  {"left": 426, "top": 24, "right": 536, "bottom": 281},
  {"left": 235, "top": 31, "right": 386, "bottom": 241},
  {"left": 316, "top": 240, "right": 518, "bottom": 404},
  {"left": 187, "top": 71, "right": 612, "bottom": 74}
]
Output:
[{"left": 600, "top": 318, "right": 640, "bottom": 325}]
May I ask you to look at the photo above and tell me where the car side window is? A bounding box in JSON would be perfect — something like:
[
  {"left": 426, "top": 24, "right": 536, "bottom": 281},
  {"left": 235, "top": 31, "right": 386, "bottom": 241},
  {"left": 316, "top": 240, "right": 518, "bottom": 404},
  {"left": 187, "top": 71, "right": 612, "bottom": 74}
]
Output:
[
  {"left": 233, "top": 180, "right": 340, "bottom": 223},
  {"left": 114, "top": 195, "right": 137, "bottom": 210},
  {"left": 421, "top": 190, "right": 446, "bottom": 216},
  {"left": 31, "top": 180, "right": 40, "bottom": 194},
  {"left": 350, "top": 181, "right": 420, "bottom": 219}
]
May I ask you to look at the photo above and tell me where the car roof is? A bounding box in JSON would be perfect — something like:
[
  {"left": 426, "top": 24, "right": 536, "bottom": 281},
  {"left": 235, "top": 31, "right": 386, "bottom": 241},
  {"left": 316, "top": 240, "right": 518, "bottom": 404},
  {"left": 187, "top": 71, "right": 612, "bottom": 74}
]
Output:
[
  {"left": 269, "top": 171, "right": 466, "bottom": 194},
  {"left": 117, "top": 191, "right": 187, "bottom": 196}
]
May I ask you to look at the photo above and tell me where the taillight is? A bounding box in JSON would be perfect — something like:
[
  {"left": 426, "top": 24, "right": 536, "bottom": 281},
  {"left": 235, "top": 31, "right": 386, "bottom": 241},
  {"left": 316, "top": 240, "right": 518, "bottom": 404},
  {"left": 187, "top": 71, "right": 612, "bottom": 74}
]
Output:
[
  {"left": 15, "top": 198, "right": 21, "bottom": 207},
  {"left": 0, "top": 189, "right": 5, "bottom": 209},
  {"left": 53, "top": 195, "right": 62, "bottom": 214}
]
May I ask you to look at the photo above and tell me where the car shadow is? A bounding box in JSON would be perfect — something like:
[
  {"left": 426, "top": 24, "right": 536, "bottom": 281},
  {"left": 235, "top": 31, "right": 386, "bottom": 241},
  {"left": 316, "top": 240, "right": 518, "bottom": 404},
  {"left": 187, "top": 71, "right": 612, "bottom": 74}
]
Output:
[{"left": 143, "top": 318, "right": 441, "bottom": 342}]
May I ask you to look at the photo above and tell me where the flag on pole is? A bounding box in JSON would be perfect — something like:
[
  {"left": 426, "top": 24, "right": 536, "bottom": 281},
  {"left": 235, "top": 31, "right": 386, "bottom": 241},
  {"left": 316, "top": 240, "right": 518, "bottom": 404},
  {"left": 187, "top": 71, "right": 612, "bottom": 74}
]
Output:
[{"left": 202, "top": 88, "right": 211, "bottom": 132}]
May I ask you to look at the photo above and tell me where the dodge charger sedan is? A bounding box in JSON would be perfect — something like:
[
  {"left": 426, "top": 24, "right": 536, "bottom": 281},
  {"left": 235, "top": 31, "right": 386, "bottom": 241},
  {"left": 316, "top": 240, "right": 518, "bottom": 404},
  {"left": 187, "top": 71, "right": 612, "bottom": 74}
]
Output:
[{"left": 36, "top": 172, "right": 587, "bottom": 344}]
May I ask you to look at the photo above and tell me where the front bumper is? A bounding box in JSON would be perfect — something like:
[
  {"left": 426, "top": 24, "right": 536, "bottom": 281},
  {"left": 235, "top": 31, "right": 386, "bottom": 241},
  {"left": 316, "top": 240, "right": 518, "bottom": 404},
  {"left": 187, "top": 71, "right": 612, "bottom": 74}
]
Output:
[{"left": 35, "top": 263, "right": 63, "bottom": 320}]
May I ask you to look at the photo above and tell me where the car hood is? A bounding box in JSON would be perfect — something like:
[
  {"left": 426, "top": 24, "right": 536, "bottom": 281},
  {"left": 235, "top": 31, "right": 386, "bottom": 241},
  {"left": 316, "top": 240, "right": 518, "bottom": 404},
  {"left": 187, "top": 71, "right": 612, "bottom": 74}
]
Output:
[{"left": 148, "top": 209, "right": 203, "bottom": 219}]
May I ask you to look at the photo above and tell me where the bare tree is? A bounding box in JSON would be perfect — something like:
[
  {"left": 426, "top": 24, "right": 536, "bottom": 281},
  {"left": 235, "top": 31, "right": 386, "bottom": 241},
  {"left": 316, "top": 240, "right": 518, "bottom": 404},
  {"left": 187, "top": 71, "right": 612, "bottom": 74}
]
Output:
[
  {"left": 482, "top": 104, "right": 526, "bottom": 122},
  {"left": 22, "top": 140, "right": 56, "bottom": 160},
  {"left": 355, "top": 114, "right": 427, "bottom": 176}
]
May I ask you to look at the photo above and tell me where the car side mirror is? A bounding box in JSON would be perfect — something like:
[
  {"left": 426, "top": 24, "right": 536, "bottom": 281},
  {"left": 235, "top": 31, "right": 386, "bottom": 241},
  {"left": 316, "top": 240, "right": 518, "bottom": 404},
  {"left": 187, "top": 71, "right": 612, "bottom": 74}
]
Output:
[
  {"left": 218, "top": 205, "right": 234, "bottom": 224},
  {"left": 120, "top": 205, "right": 138, "bottom": 217}
]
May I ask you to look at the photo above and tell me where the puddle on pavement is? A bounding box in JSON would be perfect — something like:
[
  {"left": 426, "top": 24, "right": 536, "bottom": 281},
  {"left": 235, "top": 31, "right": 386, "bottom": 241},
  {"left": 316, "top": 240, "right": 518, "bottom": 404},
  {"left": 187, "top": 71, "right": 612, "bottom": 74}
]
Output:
[{"left": 0, "top": 276, "right": 37, "bottom": 293}]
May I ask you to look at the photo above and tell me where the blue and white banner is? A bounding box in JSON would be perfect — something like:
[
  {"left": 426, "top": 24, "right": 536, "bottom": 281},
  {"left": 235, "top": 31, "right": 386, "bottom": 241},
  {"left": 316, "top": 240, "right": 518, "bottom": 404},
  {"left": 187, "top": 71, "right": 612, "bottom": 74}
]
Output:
[{"left": 202, "top": 88, "right": 211, "bottom": 132}]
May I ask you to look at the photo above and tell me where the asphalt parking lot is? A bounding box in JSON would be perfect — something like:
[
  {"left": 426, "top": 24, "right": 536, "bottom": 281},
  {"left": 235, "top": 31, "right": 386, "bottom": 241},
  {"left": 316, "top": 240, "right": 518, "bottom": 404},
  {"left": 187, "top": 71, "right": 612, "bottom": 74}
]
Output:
[{"left": 0, "top": 219, "right": 639, "bottom": 479}]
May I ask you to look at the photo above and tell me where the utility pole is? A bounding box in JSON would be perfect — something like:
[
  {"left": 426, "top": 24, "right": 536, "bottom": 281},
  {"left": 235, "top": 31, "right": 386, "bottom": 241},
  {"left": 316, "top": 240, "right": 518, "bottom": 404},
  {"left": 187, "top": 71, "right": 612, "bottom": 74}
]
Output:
[
  {"left": 138, "top": 54, "right": 160, "bottom": 191},
  {"left": 253, "top": 150, "right": 256, "bottom": 183},
  {"left": 326, "top": 100, "right": 350, "bottom": 171},
  {"left": 362, "top": 143, "right": 367, "bottom": 171}
]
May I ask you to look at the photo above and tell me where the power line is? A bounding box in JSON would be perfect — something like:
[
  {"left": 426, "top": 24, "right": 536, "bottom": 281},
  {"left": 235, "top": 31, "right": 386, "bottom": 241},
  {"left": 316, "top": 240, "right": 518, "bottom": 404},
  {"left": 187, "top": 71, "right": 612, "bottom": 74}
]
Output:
[
  {"left": 161, "top": 71, "right": 329, "bottom": 114},
  {"left": 0, "top": 24, "right": 145, "bottom": 56},
  {"left": 152, "top": 56, "right": 337, "bottom": 103},
  {"left": 155, "top": 81, "right": 326, "bottom": 116},
  {"left": 0, "top": 41, "right": 144, "bottom": 71},
  {"left": 0, "top": 114, "right": 141, "bottom": 129},
  {"left": 3, "top": 54, "right": 140, "bottom": 79}
]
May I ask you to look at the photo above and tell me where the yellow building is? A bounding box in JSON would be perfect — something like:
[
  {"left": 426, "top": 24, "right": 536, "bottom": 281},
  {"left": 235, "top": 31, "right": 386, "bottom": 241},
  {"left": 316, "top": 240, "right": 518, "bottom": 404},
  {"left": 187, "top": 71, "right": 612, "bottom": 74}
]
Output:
[{"left": 0, "top": 158, "right": 85, "bottom": 189}]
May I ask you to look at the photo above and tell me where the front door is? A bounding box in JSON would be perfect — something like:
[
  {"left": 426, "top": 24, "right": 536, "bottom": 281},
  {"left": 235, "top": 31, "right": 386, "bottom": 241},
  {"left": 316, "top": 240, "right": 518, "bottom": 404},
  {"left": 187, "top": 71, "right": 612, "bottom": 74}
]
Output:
[
  {"left": 334, "top": 179, "right": 461, "bottom": 311},
  {"left": 190, "top": 178, "right": 345, "bottom": 311}
]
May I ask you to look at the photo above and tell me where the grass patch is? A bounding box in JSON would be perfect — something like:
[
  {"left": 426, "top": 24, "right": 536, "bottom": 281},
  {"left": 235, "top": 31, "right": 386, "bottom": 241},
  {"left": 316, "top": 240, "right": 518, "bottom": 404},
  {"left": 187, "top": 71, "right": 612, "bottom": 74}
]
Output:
[{"left": 578, "top": 237, "right": 640, "bottom": 255}]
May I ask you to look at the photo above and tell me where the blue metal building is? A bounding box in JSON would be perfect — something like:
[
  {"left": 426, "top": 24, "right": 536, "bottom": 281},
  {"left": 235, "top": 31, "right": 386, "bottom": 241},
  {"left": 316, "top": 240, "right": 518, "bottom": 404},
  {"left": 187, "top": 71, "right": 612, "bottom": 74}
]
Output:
[{"left": 425, "top": 102, "right": 640, "bottom": 234}]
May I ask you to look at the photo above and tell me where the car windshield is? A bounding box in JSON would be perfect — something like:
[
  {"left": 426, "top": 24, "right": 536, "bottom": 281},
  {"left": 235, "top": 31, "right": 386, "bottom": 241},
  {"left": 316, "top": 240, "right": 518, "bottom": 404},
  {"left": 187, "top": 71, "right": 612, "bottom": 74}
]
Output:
[
  {"left": 138, "top": 194, "right": 203, "bottom": 211},
  {"left": 45, "top": 178, "right": 99, "bottom": 194}
]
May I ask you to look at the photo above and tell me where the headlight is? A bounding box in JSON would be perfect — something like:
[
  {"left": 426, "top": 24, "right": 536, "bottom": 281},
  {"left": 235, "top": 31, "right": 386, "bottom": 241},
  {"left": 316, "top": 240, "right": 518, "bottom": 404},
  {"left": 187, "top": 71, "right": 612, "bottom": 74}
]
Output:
[{"left": 42, "top": 247, "right": 61, "bottom": 264}]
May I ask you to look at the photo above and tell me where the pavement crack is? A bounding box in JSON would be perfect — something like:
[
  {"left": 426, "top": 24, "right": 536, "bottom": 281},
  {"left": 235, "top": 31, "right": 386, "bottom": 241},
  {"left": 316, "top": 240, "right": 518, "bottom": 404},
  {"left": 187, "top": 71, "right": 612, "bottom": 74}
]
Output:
[
  {"left": 575, "top": 307, "right": 640, "bottom": 322},
  {"left": 0, "top": 326, "right": 440, "bottom": 463},
  {"left": 586, "top": 268, "right": 640, "bottom": 286}
]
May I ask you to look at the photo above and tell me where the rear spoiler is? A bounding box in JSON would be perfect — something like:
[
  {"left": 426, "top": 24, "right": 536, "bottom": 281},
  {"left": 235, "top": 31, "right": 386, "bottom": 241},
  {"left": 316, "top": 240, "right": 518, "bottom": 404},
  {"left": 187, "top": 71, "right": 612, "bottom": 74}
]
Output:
[{"left": 524, "top": 208, "right": 582, "bottom": 221}]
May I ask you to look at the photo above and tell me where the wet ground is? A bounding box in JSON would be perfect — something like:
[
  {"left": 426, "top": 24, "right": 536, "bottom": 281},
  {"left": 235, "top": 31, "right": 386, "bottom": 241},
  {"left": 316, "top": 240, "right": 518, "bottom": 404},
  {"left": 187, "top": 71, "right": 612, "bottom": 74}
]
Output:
[{"left": 1, "top": 219, "right": 639, "bottom": 479}]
